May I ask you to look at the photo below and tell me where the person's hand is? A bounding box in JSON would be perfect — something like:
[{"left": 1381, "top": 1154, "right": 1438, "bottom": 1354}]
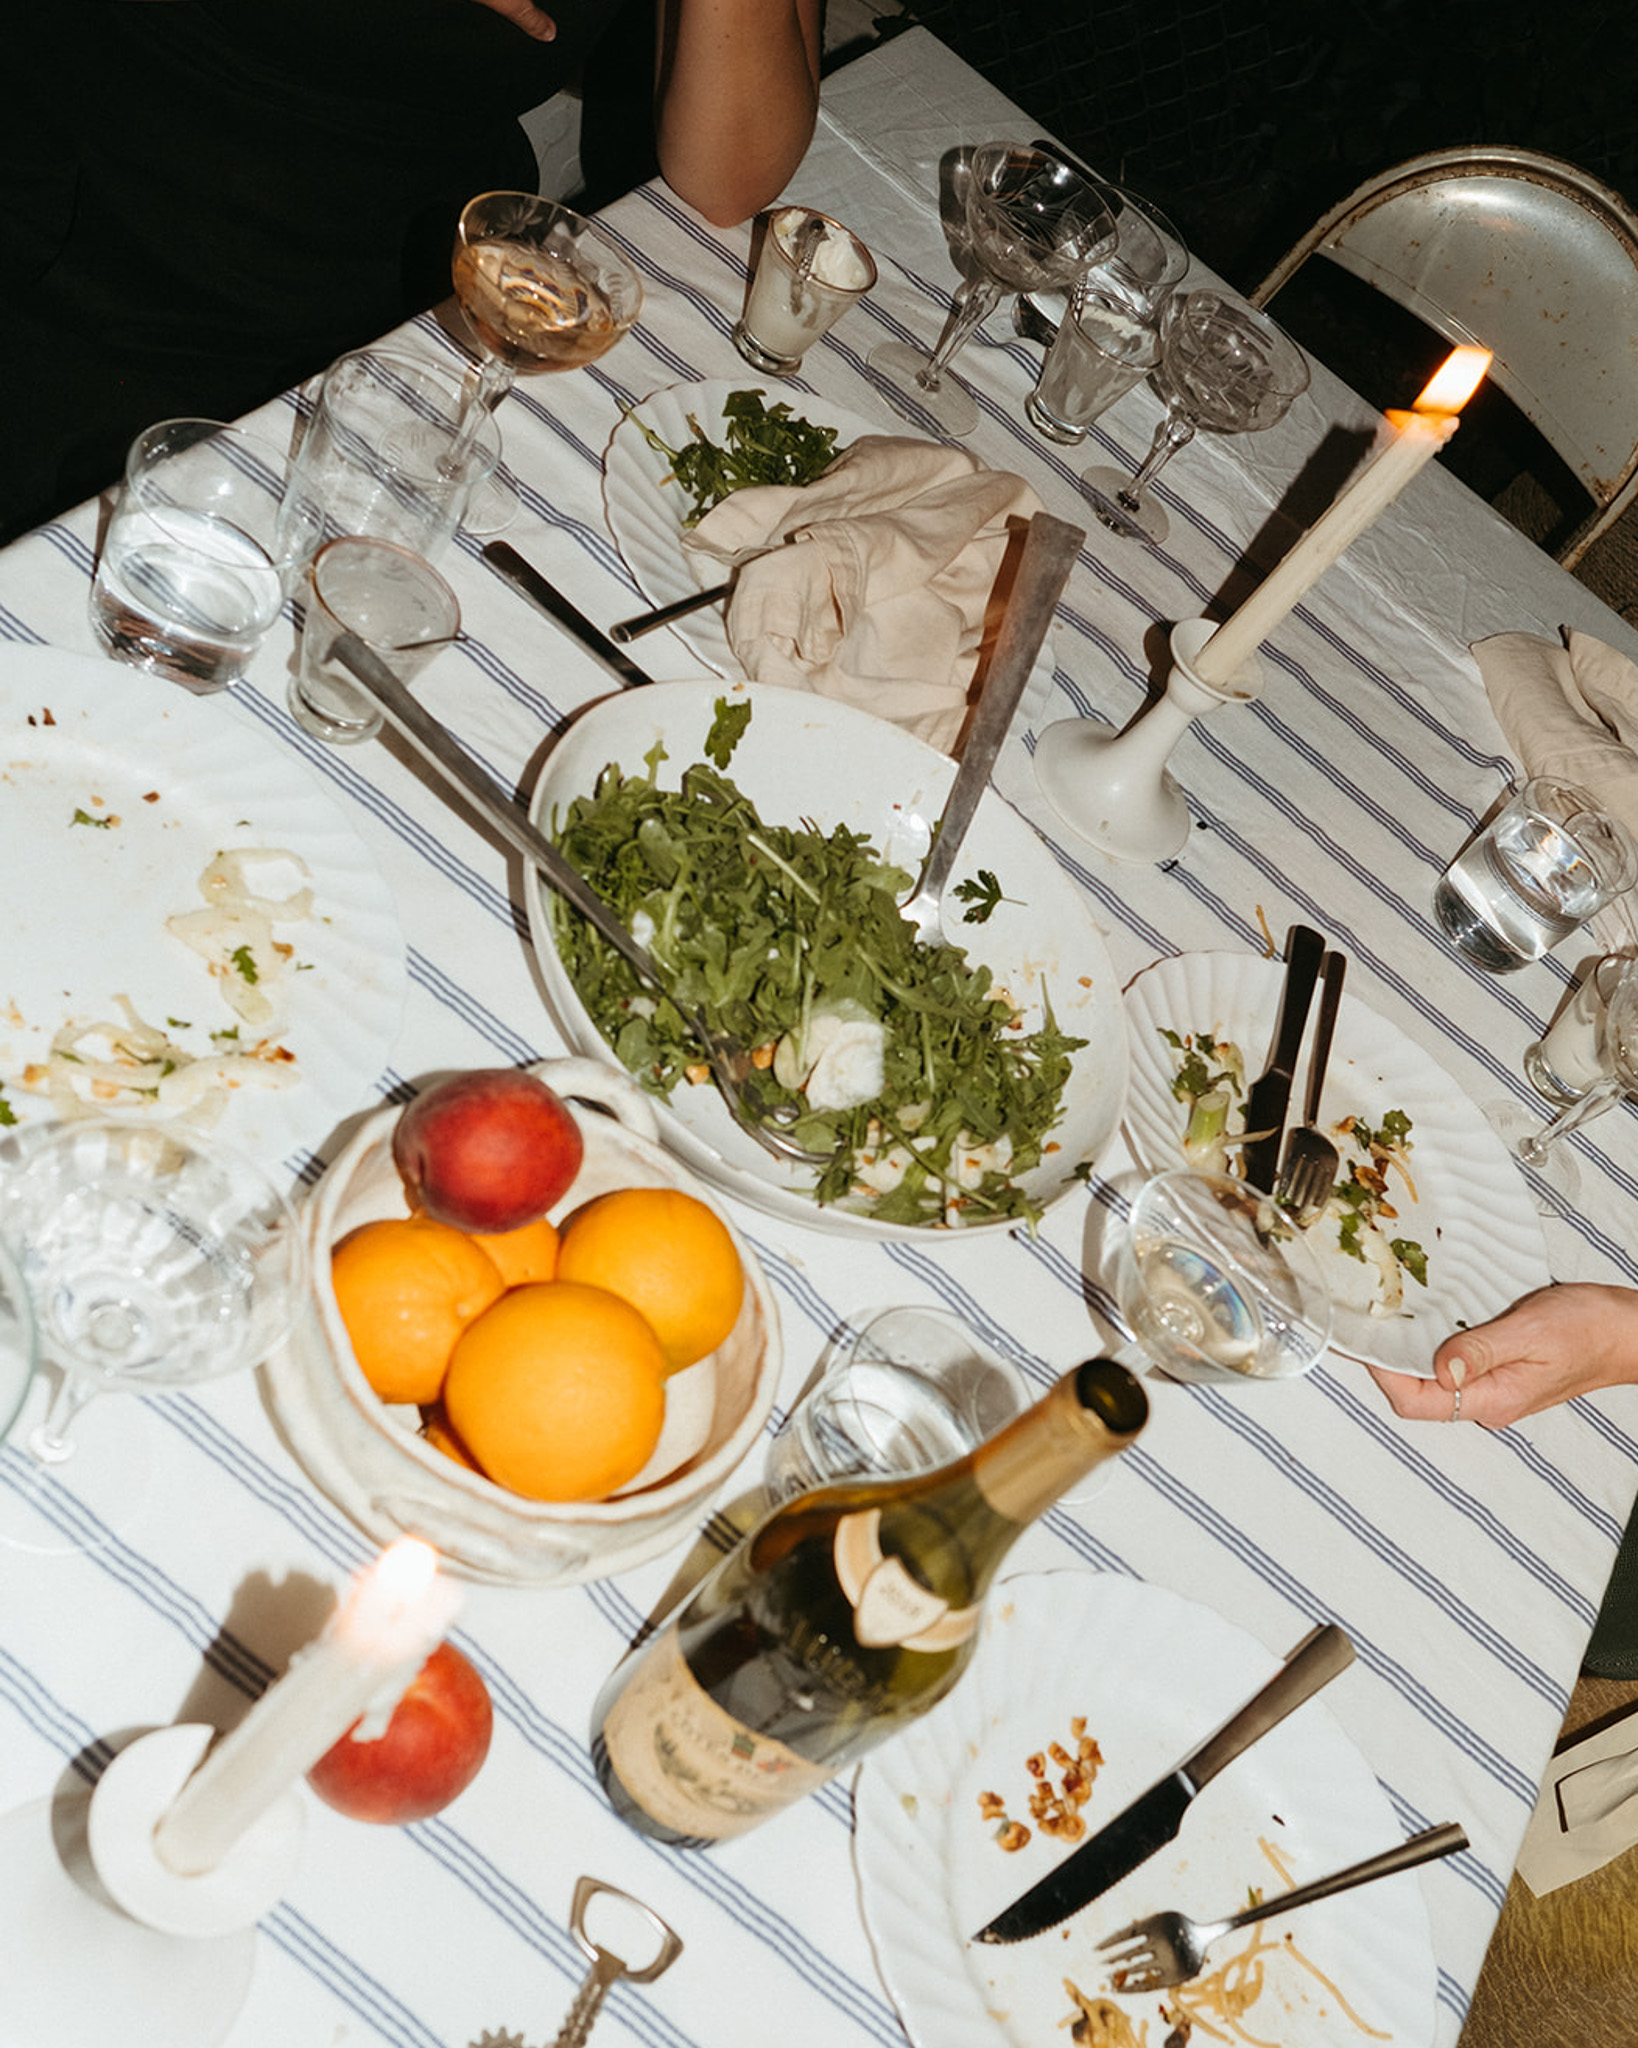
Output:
[
  {"left": 470, "top": 0, "right": 557, "bottom": 40},
  {"left": 1366, "top": 1282, "right": 1638, "bottom": 1427}
]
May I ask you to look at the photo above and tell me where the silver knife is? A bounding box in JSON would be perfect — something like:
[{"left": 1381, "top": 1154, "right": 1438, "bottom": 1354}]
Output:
[
  {"left": 970, "top": 1622, "right": 1355, "bottom": 1945},
  {"left": 481, "top": 540, "right": 656, "bottom": 689},
  {"left": 1239, "top": 925, "right": 1326, "bottom": 1193}
]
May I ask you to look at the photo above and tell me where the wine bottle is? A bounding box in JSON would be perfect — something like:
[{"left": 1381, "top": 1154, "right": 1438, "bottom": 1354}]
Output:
[{"left": 592, "top": 1357, "right": 1148, "bottom": 1845}]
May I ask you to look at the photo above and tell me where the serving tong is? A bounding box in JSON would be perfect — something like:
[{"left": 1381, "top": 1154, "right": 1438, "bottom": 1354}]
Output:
[
  {"left": 333, "top": 634, "right": 833, "bottom": 1167},
  {"left": 1094, "top": 1820, "right": 1467, "bottom": 1993}
]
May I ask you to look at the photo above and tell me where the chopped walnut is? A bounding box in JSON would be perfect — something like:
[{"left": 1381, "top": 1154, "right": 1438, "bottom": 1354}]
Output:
[{"left": 996, "top": 1819, "right": 1031, "bottom": 1852}]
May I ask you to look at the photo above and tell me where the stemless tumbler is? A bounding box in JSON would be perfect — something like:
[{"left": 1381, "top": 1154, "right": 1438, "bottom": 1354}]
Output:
[
  {"left": 91, "top": 419, "right": 322, "bottom": 692},
  {"left": 1026, "top": 285, "right": 1164, "bottom": 444},
  {"left": 292, "top": 537, "right": 460, "bottom": 744},
  {"left": 1433, "top": 778, "right": 1638, "bottom": 972},
  {"left": 734, "top": 206, "right": 876, "bottom": 374}
]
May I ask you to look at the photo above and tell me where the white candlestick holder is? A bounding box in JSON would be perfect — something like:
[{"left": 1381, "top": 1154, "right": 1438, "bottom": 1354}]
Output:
[
  {"left": 1034, "top": 618, "right": 1264, "bottom": 864},
  {"left": 1, "top": 1724, "right": 306, "bottom": 2048}
]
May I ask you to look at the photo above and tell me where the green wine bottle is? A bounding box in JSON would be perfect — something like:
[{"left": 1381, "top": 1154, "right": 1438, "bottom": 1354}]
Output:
[{"left": 592, "top": 1357, "right": 1148, "bottom": 1845}]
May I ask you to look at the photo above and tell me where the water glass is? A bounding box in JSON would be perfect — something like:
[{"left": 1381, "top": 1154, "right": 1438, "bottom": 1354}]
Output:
[
  {"left": 764, "top": 1305, "right": 1026, "bottom": 1501},
  {"left": 90, "top": 418, "right": 322, "bottom": 692},
  {"left": 292, "top": 537, "right": 460, "bottom": 745},
  {"left": 1026, "top": 285, "right": 1163, "bottom": 444},
  {"left": 1433, "top": 778, "right": 1638, "bottom": 973},
  {"left": 1524, "top": 953, "right": 1636, "bottom": 1105},
  {"left": 734, "top": 206, "right": 876, "bottom": 375},
  {"left": 1114, "top": 1170, "right": 1332, "bottom": 1386},
  {"left": 293, "top": 346, "right": 505, "bottom": 556},
  {"left": 0, "top": 1236, "right": 37, "bottom": 1448}
]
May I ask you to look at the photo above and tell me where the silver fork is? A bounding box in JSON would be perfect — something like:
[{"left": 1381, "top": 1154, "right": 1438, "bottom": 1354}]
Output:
[
  {"left": 1276, "top": 949, "right": 1346, "bottom": 1226},
  {"left": 1095, "top": 1820, "right": 1467, "bottom": 1993},
  {"left": 332, "top": 633, "right": 834, "bottom": 1167}
]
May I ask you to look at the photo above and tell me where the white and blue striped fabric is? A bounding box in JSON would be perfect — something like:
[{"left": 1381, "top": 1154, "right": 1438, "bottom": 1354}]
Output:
[{"left": 2, "top": 30, "right": 1636, "bottom": 2048}]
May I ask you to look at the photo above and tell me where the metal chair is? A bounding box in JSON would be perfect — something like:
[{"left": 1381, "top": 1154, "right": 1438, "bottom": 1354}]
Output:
[{"left": 1251, "top": 145, "right": 1638, "bottom": 569}]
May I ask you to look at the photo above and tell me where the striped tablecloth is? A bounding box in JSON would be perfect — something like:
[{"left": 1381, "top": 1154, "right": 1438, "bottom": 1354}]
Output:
[{"left": 3, "top": 29, "right": 1637, "bottom": 2048}]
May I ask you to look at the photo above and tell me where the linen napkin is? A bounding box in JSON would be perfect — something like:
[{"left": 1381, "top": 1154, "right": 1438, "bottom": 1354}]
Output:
[
  {"left": 1516, "top": 1704, "right": 1638, "bottom": 1895},
  {"left": 681, "top": 437, "right": 1044, "bottom": 753},
  {"left": 1472, "top": 628, "right": 1638, "bottom": 850}
]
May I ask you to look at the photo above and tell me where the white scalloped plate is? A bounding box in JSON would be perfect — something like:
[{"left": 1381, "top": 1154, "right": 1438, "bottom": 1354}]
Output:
[
  {"left": 1122, "top": 952, "right": 1551, "bottom": 1377},
  {"left": 0, "top": 647, "right": 406, "bottom": 1171},
  {"left": 602, "top": 379, "right": 1059, "bottom": 736},
  {"left": 526, "top": 680, "right": 1127, "bottom": 1238},
  {"left": 854, "top": 1572, "right": 1439, "bottom": 2048}
]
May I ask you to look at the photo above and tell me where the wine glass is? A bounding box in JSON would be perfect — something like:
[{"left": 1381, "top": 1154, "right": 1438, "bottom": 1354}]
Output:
[
  {"left": 1113, "top": 1169, "right": 1333, "bottom": 1385},
  {"left": 1082, "top": 290, "right": 1311, "bottom": 545},
  {"left": 0, "top": 1121, "right": 305, "bottom": 1550},
  {"left": 449, "top": 191, "right": 643, "bottom": 447},
  {"left": 1518, "top": 955, "right": 1638, "bottom": 1167},
  {"left": 869, "top": 140, "right": 1118, "bottom": 436}
]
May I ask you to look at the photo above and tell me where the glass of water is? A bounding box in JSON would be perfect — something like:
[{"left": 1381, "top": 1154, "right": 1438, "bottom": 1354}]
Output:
[
  {"left": 1433, "top": 778, "right": 1638, "bottom": 973},
  {"left": 765, "top": 1305, "right": 1026, "bottom": 1500},
  {"left": 1114, "top": 1170, "right": 1332, "bottom": 1386},
  {"left": 90, "top": 419, "right": 322, "bottom": 692}
]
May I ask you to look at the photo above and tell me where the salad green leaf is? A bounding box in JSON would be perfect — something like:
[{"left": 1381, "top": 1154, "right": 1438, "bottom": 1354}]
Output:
[
  {"left": 635, "top": 389, "right": 846, "bottom": 525},
  {"left": 547, "top": 706, "right": 1086, "bottom": 1226}
]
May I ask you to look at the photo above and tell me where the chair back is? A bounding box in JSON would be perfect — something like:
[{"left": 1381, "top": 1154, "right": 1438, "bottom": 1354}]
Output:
[{"left": 1252, "top": 146, "right": 1638, "bottom": 565}]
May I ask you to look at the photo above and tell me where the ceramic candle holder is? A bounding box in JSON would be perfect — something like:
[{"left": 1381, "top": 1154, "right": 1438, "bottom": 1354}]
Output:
[{"left": 1034, "top": 618, "right": 1264, "bottom": 864}]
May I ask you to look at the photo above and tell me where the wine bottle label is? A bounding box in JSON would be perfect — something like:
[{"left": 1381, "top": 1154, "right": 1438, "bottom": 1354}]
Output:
[
  {"left": 833, "top": 1509, "right": 978, "bottom": 1651},
  {"left": 600, "top": 1628, "right": 833, "bottom": 1840}
]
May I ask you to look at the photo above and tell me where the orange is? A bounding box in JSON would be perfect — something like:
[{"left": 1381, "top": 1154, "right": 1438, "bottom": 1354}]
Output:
[
  {"left": 444, "top": 1281, "right": 666, "bottom": 1502},
  {"left": 473, "top": 1216, "right": 560, "bottom": 1287},
  {"left": 419, "top": 1403, "right": 484, "bottom": 1474},
  {"left": 330, "top": 1216, "right": 504, "bottom": 1406},
  {"left": 554, "top": 1186, "right": 744, "bottom": 1375}
]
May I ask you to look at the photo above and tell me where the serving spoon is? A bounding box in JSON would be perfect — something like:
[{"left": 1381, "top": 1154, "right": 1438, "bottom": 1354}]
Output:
[
  {"left": 898, "top": 509, "right": 1084, "bottom": 943},
  {"left": 331, "top": 634, "right": 835, "bottom": 1169}
]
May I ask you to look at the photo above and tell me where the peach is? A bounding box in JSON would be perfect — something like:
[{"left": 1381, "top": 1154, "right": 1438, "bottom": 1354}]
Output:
[
  {"left": 393, "top": 1068, "right": 583, "bottom": 1234},
  {"left": 306, "top": 1640, "right": 493, "bottom": 1824}
]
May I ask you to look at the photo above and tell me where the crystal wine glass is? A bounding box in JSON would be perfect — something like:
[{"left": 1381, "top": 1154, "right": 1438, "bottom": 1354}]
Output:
[
  {"left": 1083, "top": 290, "right": 1311, "bottom": 545},
  {"left": 869, "top": 140, "right": 1118, "bottom": 436},
  {"left": 1518, "top": 955, "right": 1638, "bottom": 1167},
  {"left": 0, "top": 1120, "right": 305, "bottom": 1549},
  {"left": 1113, "top": 1169, "right": 1333, "bottom": 1384},
  {"left": 449, "top": 191, "right": 643, "bottom": 450}
]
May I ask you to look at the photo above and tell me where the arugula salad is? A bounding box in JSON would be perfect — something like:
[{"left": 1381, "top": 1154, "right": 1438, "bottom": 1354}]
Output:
[
  {"left": 547, "top": 701, "right": 1085, "bottom": 1227},
  {"left": 1160, "top": 1024, "right": 1429, "bottom": 1316},
  {"left": 634, "top": 389, "right": 847, "bottom": 525}
]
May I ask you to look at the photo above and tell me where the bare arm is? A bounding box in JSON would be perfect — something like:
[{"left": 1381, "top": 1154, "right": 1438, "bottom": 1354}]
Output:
[
  {"left": 1366, "top": 1282, "right": 1638, "bottom": 1427},
  {"left": 470, "top": 0, "right": 558, "bottom": 39},
  {"left": 655, "top": 0, "right": 822, "bottom": 226}
]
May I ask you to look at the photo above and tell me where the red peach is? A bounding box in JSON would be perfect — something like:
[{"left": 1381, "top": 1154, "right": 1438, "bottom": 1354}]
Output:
[
  {"left": 393, "top": 1069, "right": 583, "bottom": 1234},
  {"left": 306, "top": 1640, "right": 493, "bottom": 1824}
]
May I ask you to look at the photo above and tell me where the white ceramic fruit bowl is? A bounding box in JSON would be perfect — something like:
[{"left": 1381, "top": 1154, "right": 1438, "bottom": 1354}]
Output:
[{"left": 262, "top": 1058, "right": 782, "bottom": 1587}]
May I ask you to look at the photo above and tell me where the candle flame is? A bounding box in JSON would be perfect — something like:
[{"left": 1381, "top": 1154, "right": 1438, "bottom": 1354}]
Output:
[
  {"left": 375, "top": 1536, "right": 439, "bottom": 1599},
  {"left": 1414, "top": 346, "right": 1491, "bottom": 416}
]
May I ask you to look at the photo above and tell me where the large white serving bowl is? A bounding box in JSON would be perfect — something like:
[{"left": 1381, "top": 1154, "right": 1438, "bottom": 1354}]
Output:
[
  {"left": 262, "top": 1059, "right": 781, "bottom": 1587},
  {"left": 524, "top": 681, "right": 1129, "bottom": 1238}
]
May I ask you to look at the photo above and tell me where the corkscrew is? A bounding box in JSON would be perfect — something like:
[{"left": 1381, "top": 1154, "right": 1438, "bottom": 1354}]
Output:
[{"left": 551, "top": 1875, "right": 683, "bottom": 2048}]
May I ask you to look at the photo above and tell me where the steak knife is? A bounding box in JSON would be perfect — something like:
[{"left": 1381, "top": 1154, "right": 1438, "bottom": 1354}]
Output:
[
  {"left": 1239, "top": 924, "right": 1326, "bottom": 1193},
  {"left": 970, "top": 1622, "right": 1355, "bottom": 1945},
  {"left": 481, "top": 540, "right": 656, "bottom": 690}
]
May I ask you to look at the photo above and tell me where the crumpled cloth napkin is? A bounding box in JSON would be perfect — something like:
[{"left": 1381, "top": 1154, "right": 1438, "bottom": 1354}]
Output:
[
  {"left": 681, "top": 436, "right": 1043, "bottom": 753},
  {"left": 1472, "top": 628, "right": 1638, "bottom": 850},
  {"left": 1516, "top": 1706, "right": 1638, "bottom": 1895}
]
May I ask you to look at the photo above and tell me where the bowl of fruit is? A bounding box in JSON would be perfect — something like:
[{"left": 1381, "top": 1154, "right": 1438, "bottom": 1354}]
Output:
[{"left": 264, "top": 1057, "right": 782, "bottom": 1586}]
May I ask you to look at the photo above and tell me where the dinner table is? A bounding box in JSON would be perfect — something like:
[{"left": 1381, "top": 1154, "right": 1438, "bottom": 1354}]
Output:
[{"left": 4, "top": 25, "right": 1638, "bottom": 2048}]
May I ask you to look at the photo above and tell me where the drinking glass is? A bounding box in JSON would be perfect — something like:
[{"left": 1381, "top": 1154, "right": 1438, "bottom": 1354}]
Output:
[
  {"left": 449, "top": 191, "right": 643, "bottom": 451},
  {"left": 0, "top": 1121, "right": 305, "bottom": 1549},
  {"left": 0, "top": 1236, "right": 37, "bottom": 1447},
  {"left": 1433, "top": 778, "right": 1638, "bottom": 973},
  {"left": 90, "top": 419, "right": 323, "bottom": 692},
  {"left": 1025, "top": 285, "right": 1164, "bottom": 444},
  {"left": 764, "top": 1305, "right": 1026, "bottom": 1500},
  {"left": 1113, "top": 1170, "right": 1332, "bottom": 1385},
  {"left": 293, "top": 345, "right": 507, "bottom": 557},
  {"left": 291, "top": 536, "right": 461, "bottom": 745},
  {"left": 1082, "top": 291, "right": 1312, "bottom": 545},
  {"left": 869, "top": 140, "right": 1118, "bottom": 436},
  {"left": 734, "top": 206, "right": 876, "bottom": 374},
  {"left": 1518, "top": 955, "right": 1638, "bottom": 1166}
]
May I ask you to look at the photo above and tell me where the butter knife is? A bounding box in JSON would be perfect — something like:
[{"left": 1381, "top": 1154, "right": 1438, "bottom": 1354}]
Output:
[
  {"left": 1239, "top": 925, "right": 1326, "bottom": 1193},
  {"left": 971, "top": 1622, "right": 1355, "bottom": 1945},
  {"left": 481, "top": 541, "right": 655, "bottom": 690}
]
